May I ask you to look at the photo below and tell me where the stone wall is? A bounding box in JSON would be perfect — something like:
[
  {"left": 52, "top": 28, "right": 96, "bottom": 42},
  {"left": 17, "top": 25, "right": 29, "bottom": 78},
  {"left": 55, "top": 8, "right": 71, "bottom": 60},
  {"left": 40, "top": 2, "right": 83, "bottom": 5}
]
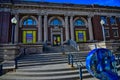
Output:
[
  {"left": 0, "top": 44, "right": 19, "bottom": 61},
  {"left": 78, "top": 41, "right": 120, "bottom": 52},
  {"left": 19, "top": 44, "right": 43, "bottom": 54}
]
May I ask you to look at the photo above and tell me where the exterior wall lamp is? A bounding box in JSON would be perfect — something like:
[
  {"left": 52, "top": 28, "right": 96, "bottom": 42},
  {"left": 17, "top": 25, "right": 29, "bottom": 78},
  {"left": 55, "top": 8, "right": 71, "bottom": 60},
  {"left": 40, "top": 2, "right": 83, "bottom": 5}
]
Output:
[
  {"left": 11, "top": 17, "right": 17, "bottom": 44},
  {"left": 100, "top": 19, "right": 106, "bottom": 42}
]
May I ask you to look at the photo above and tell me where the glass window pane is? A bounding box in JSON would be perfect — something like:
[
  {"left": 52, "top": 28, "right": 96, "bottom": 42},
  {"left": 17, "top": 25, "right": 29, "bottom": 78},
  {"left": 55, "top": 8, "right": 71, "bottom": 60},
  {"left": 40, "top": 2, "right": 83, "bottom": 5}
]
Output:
[
  {"left": 23, "top": 21, "right": 27, "bottom": 25},
  {"left": 110, "top": 17, "right": 116, "bottom": 24},
  {"left": 50, "top": 18, "right": 62, "bottom": 26},
  {"left": 23, "top": 18, "right": 36, "bottom": 25},
  {"left": 27, "top": 19, "right": 33, "bottom": 25},
  {"left": 105, "top": 29, "right": 110, "bottom": 37},
  {"left": 74, "top": 19, "right": 85, "bottom": 26},
  {"left": 112, "top": 29, "right": 119, "bottom": 37}
]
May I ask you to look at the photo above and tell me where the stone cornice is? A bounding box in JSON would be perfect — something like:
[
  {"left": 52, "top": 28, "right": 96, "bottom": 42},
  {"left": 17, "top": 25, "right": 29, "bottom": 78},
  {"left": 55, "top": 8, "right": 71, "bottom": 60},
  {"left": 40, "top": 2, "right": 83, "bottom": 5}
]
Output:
[
  {"left": 0, "top": 2, "right": 120, "bottom": 13},
  {"left": 0, "top": 3, "right": 120, "bottom": 18}
]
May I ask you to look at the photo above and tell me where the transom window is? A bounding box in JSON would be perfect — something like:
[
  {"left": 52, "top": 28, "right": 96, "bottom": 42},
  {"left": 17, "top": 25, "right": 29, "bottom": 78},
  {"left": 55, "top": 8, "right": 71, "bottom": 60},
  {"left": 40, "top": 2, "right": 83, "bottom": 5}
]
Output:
[
  {"left": 23, "top": 18, "right": 36, "bottom": 25},
  {"left": 112, "top": 29, "right": 119, "bottom": 37},
  {"left": 74, "top": 19, "right": 85, "bottom": 26},
  {"left": 50, "top": 18, "right": 62, "bottom": 26},
  {"left": 101, "top": 16, "right": 107, "bottom": 24},
  {"left": 110, "top": 16, "right": 116, "bottom": 24}
]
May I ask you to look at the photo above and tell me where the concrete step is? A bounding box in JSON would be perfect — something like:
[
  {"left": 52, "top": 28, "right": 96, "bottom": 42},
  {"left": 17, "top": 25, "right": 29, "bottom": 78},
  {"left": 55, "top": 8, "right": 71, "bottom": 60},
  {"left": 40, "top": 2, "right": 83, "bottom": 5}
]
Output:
[
  {"left": 4, "top": 70, "right": 79, "bottom": 76},
  {"left": 0, "top": 52, "right": 98, "bottom": 80},
  {"left": 0, "top": 74, "right": 80, "bottom": 80}
]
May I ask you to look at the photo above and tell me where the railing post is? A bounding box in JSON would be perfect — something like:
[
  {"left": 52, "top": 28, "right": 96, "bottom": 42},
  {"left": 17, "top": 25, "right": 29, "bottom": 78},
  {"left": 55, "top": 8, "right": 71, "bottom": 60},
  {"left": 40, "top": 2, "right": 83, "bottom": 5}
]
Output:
[
  {"left": 0, "top": 64, "right": 3, "bottom": 76},
  {"left": 68, "top": 54, "right": 70, "bottom": 65},
  {"left": 118, "top": 56, "right": 120, "bottom": 64},
  {"left": 95, "top": 44, "right": 97, "bottom": 49},
  {"left": 79, "top": 65, "right": 82, "bottom": 80},
  {"left": 71, "top": 54, "right": 73, "bottom": 67},
  {"left": 15, "top": 58, "right": 18, "bottom": 69},
  {"left": 23, "top": 48, "right": 25, "bottom": 55}
]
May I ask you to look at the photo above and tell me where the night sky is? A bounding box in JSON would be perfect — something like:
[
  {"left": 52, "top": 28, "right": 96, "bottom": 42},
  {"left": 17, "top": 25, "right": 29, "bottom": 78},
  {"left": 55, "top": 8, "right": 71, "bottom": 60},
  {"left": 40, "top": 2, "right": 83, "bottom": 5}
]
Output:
[{"left": 22, "top": 0, "right": 120, "bottom": 7}]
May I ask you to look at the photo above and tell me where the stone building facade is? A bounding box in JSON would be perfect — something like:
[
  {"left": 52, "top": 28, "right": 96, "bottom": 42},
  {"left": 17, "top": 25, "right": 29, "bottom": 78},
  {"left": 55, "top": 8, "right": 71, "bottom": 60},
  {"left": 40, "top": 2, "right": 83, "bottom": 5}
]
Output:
[{"left": 0, "top": 1, "right": 120, "bottom": 46}]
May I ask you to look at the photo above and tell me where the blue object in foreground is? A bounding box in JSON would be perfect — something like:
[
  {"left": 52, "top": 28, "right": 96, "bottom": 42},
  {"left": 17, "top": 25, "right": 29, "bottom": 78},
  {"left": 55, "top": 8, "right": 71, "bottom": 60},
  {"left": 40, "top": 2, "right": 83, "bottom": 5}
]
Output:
[{"left": 86, "top": 48, "right": 119, "bottom": 80}]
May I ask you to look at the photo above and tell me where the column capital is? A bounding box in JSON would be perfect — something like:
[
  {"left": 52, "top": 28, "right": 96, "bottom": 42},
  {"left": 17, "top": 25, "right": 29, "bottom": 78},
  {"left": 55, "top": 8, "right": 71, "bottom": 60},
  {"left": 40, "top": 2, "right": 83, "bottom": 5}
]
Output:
[
  {"left": 43, "top": 13, "right": 48, "bottom": 17},
  {"left": 11, "top": 10, "right": 19, "bottom": 15},
  {"left": 38, "top": 10, "right": 48, "bottom": 16},
  {"left": 88, "top": 14, "right": 94, "bottom": 18},
  {"left": 37, "top": 13, "right": 42, "bottom": 16},
  {"left": 69, "top": 13, "right": 74, "bottom": 17}
]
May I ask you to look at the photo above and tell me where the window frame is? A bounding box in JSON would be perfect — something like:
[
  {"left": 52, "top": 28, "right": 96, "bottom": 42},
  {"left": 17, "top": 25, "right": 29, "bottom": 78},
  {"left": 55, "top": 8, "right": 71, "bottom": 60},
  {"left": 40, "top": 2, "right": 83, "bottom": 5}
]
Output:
[
  {"left": 110, "top": 16, "right": 116, "bottom": 25},
  {"left": 50, "top": 18, "right": 62, "bottom": 26},
  {"left": 23, "top": 18, "right": 36, "bottom": 26},
  {"left": 112, "top": 29, "right": 119, "bottom": 37},
  {"left": 104, "top": 29, "right": 110, "bottom": 37}
]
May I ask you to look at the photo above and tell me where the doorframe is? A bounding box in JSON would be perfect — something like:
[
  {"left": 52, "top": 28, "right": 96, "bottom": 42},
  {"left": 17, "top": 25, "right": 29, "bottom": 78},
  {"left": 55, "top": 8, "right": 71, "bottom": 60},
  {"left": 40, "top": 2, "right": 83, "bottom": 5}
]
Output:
[
  {"left": 52, "top": 34, "right": 61, "bottom": 46},
  {"left": 51, "top": 33, "right": 63, "bottom": 46}
]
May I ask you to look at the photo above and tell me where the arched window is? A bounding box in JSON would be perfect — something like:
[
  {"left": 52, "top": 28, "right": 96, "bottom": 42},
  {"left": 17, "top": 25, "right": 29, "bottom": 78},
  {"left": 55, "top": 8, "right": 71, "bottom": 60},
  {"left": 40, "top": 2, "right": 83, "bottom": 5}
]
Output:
[
  {"left": 74, "top": 19, "right": 85, "bottom": 26},
  {"left": 23, "top": 18, "right": 36, "bottom": 25},
  {"left": 50, "top": 18, "right": 62, "bottom": 26}
]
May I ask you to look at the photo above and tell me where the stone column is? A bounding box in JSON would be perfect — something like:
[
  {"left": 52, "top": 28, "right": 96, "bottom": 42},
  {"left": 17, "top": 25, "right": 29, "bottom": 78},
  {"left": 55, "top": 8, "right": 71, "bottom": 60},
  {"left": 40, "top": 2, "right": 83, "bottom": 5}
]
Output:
[
  {"left": 70, "top": 16, "right": 74, "bottom": 40},
  {"left": 44, "top": 14, "right": 48, "bottom": 42},
  {"left": 65, "top": 16, "right": 69, "bottom": 41},
  {"left": 38, "top": 14, "right": 42, "bottom": 42},
  {"left": 14, "top": 14, "right": 19, "bottom": 43},
  {"left": 88, "top": 16, "right": 94, "bottom": 41}
]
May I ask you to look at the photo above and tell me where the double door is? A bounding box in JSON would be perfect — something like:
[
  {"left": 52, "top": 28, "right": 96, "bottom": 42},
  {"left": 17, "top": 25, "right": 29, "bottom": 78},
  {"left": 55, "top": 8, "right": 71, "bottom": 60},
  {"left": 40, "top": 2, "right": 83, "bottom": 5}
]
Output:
[{"left": 53, "top": 35, "right": 61, "bottom": 46}]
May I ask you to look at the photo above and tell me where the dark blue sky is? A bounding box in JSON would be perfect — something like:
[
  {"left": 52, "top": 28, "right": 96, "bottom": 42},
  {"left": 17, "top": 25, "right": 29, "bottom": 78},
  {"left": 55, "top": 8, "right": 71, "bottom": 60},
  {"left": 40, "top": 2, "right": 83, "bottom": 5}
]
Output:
[{"left": 23, "top": 0, "right": 120, "bottom": 7}]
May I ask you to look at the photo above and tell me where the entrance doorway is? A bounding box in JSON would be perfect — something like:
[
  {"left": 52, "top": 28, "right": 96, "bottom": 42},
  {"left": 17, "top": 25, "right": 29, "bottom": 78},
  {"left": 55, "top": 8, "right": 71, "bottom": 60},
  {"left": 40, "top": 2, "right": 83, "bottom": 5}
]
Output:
[
  {"left": 53, "top": 35, "right": 61, "bottom": 46},
  {"left": 22, "top": 30, "right": 37, "bottom": 44},
  {"left": 75, "top": 30, "right": 86, "bottom": 42}
]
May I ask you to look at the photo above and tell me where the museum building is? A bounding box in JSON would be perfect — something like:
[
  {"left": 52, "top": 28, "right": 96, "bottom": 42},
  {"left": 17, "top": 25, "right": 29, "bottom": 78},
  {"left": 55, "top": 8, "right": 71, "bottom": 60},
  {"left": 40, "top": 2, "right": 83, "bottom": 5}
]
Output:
[{"left": 0, "top": 0, "right": 120, "bottom": 46}]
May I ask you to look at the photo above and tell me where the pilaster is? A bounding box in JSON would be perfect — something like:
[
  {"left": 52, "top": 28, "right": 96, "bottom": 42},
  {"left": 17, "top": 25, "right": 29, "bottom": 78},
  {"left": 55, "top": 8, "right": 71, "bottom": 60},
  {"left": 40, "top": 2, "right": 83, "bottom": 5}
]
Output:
[
  {"left": 38, "top": 14, "right": 42, "bottom": 42},
  {"left": 65, "top": 15, "right": 69, "bottom": 41},
  {"left": 14, "top": 13, "right": 19, "bottom": 43},
  {"left": 88, "top": 15, "right": 94, "bottom": 41},
  {"left": 70, "top": 15, "right": 74, "bottom": 40},
  {"left": 44, "top": 14, "right": 48, "bottom": 42}
]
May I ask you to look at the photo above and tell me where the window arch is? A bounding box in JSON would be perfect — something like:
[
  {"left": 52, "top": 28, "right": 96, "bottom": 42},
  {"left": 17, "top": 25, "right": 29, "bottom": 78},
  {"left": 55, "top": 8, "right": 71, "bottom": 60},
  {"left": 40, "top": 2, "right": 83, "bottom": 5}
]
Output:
[
  {"left": 50, "top": 18, "right": 62, "bottom": 26},
  {"left": 23, "top": 18, "right": 36, "bottom": 25},
  {"left": 74, "top": 19, "right": 85, "bottom": 26}
]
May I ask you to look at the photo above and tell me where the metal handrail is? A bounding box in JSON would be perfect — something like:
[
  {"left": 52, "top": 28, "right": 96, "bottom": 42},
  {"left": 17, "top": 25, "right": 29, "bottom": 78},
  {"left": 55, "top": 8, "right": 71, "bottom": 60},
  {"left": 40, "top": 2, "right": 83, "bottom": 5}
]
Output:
[
  {"left": 0, "top": 63, "right": 2, "bottom": 76},
  {"left": 15, "top": 47, "right": 26, "bottom": 69},
  {"left": 68, "top": 40, "right": 79, "bottom": 51},
  {"left": 68, "top": 52, "right": 85, "bottom": 80}
]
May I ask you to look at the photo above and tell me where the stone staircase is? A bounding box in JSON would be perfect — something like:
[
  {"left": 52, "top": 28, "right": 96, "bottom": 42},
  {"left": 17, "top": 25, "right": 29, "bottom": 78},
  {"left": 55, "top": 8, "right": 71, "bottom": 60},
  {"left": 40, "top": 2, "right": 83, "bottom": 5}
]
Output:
[
  {"left": 43, "top": 45, "right": 78, "bottom": 53},
  {"left": 0, "top": 52, "right": 100, "bottom": 80}
]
